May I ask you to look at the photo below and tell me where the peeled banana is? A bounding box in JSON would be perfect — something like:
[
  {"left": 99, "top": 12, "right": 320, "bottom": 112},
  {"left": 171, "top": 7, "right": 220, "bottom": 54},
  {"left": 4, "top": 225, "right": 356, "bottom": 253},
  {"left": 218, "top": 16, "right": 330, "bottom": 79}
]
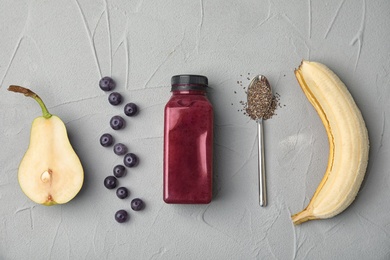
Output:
[{"left": 291, "top": 60, "right": 369, "bottom": 225}]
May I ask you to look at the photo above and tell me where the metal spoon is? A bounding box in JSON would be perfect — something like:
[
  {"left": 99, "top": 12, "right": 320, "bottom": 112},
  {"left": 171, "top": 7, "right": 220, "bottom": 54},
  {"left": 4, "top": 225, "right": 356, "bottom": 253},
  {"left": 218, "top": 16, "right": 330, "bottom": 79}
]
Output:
[{"left": 247, "top": 75, "right": 272, "bottom": 207}]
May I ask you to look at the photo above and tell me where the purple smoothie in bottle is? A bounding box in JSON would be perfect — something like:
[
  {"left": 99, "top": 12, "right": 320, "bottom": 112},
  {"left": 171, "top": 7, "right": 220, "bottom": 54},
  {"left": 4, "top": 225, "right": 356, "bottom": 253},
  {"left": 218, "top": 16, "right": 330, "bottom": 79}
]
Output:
[{"left": 163, "top": 75, "right": 213, "bottom": 204}]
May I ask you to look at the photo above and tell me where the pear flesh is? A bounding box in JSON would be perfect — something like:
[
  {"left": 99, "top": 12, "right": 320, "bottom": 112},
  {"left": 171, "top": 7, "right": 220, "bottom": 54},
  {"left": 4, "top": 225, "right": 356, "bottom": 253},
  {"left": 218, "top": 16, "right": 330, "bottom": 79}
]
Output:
[{"left": 9, "top": 86, "right": 84, "bottom": 206}]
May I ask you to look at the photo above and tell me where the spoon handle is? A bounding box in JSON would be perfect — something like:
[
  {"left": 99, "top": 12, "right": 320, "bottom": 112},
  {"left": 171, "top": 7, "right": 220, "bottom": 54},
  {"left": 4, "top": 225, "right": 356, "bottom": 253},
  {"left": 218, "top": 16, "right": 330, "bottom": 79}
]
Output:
[{"left": 257, "top": 119, "right": 267, "bottom": 207}]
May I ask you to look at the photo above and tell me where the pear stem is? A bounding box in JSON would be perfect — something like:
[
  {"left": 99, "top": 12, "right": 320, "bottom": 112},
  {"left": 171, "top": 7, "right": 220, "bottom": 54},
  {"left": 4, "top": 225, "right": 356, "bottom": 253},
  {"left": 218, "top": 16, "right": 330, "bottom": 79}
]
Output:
[{"left": 8, "top": 85, "right": 52, "bottom": 119}]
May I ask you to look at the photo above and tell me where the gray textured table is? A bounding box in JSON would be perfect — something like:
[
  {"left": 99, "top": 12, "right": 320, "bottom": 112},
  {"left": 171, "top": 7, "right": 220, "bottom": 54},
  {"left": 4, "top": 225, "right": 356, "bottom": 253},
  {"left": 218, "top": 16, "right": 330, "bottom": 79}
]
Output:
[{"left": 1, "top": 0, "right": 389, "bottom": 259}]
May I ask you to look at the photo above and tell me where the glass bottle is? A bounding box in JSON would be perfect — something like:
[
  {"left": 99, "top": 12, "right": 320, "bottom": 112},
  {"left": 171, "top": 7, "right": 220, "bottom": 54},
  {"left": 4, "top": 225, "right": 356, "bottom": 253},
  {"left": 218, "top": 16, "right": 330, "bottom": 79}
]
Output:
[{"left": 163, "top": 75, "right": 213, "bottom": 204}]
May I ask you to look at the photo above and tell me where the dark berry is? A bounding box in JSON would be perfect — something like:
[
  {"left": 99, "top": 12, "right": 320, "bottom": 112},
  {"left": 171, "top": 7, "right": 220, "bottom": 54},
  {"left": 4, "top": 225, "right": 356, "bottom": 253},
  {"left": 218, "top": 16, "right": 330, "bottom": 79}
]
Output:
[
  {"left": 99, "top": 76, "right": 115, "bottom": 91},
  {"left": 124, "top": 103, "right": 138, "bottom": 116},
  {"left": 116, "top": 187, "right": 129, "bottom": 199},
  {"left": 104, "top": 176, "right": 117, "bottom": 189},
  {"left": 113, "top": 165, "right": 126, "bottom": 178},
  {"left": 131, "top": 198, "right": 144, "bottom": 211},
  {"left": 115, "top": 210, "right": 128, "bottom": 223},
  {"left": 100, "top": 133, "right": 114, "bottom": 147},
  {"left": 113, "top": 143, "right": 128, "bottom": 155},
  {"left": 108, "top": 92, "right": 122, "bottom": 106},
  {"left": 124, "top": 153, "right": 138, "bottom": 167},
  {"left": 110, "top": 115, "right": 125, "bottom": 130}
]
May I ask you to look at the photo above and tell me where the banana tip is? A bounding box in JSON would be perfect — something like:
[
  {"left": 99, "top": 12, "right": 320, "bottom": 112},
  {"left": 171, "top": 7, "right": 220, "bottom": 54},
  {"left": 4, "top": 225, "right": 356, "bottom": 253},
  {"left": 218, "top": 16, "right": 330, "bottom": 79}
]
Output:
[
  {"left": 295, "top": 60, "right": 307, "bottom": 74},
  {"left": 291, "top": 209, "right": 316, "bottom": 225}
]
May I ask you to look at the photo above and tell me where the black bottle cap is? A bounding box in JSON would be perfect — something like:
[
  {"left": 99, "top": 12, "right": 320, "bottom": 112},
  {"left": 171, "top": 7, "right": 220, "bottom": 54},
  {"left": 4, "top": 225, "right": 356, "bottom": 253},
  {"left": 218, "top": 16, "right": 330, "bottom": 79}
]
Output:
[{"left": 171, "top": 75, "right": 208, "bottom": 91}]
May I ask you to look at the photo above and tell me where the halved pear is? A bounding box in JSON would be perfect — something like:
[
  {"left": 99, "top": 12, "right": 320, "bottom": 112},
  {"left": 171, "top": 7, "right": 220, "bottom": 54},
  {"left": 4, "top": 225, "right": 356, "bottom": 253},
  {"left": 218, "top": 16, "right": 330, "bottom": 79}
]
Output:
[{"left": 8, "top": 85, "right": 84, "bottom": 205}]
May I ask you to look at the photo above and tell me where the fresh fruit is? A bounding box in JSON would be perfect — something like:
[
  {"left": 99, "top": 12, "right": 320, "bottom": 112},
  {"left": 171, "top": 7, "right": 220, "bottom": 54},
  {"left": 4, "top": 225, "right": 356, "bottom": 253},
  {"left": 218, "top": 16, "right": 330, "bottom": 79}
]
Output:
[
  {"left": 104, "top": 176, "right": 117, "bottom": 189},
  {"left": 108, "top": 92, "right": 122, "bottom": 106},
  {"left": 291, "top": 61, "right": 369, "bottom": 225},
  {"left": 113, "top": 143, "right": 128, "bottom": 155},
  {"left": 100, "top": 133, "right": 114, "bottom": 147},
  {"left": 124, "top": 153, "right": 138, "bottom": 167},
  {"left": 116, "top": 187, "right": 129, "bottom": 199},
  {"left": 131, "top": 198, "right": 144, "bottom": 211},
  {"left": 124, "top": 103, "right": 138, "bottom": 116},
  {"left": 99, "top": 77, "right": 115, "bottom": 91},
  {"left": 115, "top": 209, "right": 128, "bottom": 223},
  {"left": 113, "top": 165, "right": 126, "bottom": 178},
  {"left": 8, "top": 85, "right": 84, "bottom": 206},
  {"left": 110, "top": 115, "right": 125, "bottom": 130}
]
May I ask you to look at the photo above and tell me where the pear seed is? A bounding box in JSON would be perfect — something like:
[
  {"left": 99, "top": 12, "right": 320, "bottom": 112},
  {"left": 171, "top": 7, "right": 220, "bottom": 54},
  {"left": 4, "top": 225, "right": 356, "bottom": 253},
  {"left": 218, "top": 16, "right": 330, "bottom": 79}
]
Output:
[{"left": 41, "top": 170, "right": 52, "bottom": 183}]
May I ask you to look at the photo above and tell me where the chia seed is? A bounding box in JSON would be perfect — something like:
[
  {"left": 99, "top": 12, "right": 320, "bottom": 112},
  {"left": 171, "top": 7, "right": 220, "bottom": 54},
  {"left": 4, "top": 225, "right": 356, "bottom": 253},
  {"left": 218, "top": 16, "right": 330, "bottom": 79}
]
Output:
[{"left": 244, "top": 76, "right": 277, "bottom": 120}]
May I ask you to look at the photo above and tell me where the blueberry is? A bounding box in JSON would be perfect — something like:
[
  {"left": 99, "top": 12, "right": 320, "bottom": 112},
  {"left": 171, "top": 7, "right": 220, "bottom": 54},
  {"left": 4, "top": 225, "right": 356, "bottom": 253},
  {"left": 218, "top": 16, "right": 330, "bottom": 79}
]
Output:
[
  {"left": 116, "top": 187, "right": 129, "bottom": 199},
  {"left": 124, "top": 103, "right": 138, "bottom": 117},
  {"left": 113, "top": 165, "right": 126, "bottom": 178},
  {"left": 100, "top": 133, "right": 114, "bottom": 147},
  {"left": 131, "top": 198, "right": 144, "bottom": 211},
  {"left": 104, "top": 176, "right": 117, "bottom": 189},
  {"left": 124, "top": 153, "right": 138, "bottom": 167},
  {"left": 99, "top": 76, "right": 115, "bottom": 91},
  {"left": 113, "top": 143, "right": 128, "bottom": 155},
  {"left": 108, "top": 92, "right": 122, "bottom": 106},
  {"left": 110, "top": 115, "right": 125, "bottom": 130},
  {"left": 115, "top": 209, "right": 128, "bottom": 223}
]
